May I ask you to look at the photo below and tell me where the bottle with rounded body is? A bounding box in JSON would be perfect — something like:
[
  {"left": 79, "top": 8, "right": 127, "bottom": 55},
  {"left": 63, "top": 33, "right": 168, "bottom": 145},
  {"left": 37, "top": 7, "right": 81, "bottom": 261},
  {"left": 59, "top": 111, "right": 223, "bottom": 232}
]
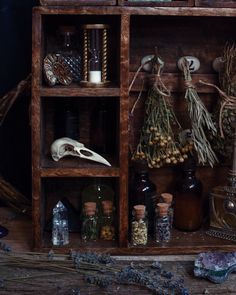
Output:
[
  {"left": 130, "top": 163, "right": 157, "bottom": 235},
  {"left": 174, "top": 156, "right": 203, "bottom": 231}
]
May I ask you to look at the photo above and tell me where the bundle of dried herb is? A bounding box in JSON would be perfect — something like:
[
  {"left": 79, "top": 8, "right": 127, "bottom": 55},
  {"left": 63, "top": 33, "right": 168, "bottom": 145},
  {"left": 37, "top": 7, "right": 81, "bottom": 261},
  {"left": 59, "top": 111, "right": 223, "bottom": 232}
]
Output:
[
  {"left": 0, "top": 248, "right": 189, "bottom": 294},
  {"left": 132, "top": 54, "right": 192, "bottom": 169},
  {"left": 181, "top": 58, "right": 218, "bottom": 167}
]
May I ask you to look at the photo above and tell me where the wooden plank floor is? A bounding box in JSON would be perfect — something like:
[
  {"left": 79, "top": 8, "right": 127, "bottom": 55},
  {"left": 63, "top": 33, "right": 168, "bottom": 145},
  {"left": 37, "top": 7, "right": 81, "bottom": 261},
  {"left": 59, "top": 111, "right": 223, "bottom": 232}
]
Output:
[{"left": 1, "top": 208, "right": 236, "bottom": 294}]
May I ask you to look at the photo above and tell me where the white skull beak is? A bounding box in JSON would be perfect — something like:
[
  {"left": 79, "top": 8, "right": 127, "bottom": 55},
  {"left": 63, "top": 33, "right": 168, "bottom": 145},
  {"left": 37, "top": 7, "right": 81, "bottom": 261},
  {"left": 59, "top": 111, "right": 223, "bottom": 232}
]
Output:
[
  {"left": 73, "top": 146, "right": 111, "bottom": 167},
  {"left": 51, "top": 137, "right": 111, "bottom": 167}
]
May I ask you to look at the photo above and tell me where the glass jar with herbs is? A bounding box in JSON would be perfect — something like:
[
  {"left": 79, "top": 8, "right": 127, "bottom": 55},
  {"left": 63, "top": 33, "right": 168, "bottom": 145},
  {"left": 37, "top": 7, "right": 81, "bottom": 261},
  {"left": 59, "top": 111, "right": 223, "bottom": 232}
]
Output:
[
  {"left": 155, "top": 203, "right": 171, "bottom": 244},
  {"left": 81, "top": 202, "right": 98, "bottom": 241},
  {"left": 131, "top": 205, "right": 148, "bottom": 246},
  {"left": 100, "top": 200, "right": 115, "bottom": 241}
]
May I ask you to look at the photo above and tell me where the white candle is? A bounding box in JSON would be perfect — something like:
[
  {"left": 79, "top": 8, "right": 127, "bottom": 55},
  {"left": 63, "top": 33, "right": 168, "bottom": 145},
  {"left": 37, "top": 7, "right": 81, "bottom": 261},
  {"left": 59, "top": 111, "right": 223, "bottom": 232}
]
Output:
[{"left": 89, "top": 71, "right": 102, "bottom": 83}]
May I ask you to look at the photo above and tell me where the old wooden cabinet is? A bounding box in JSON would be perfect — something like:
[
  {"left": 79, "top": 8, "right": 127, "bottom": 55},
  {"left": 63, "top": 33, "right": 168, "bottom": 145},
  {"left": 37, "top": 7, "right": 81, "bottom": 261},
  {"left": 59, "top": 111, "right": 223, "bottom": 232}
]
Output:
[{"left": 32, "top": 4, "right": 236, "bottom": 254}]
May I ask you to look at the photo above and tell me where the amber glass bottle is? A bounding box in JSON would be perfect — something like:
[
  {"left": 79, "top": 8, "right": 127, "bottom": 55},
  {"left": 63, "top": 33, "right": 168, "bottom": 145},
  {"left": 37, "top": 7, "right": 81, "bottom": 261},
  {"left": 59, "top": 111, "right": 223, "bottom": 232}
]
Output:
[{"left": 174, "top": 156, "right": 203, "bottom": 231}]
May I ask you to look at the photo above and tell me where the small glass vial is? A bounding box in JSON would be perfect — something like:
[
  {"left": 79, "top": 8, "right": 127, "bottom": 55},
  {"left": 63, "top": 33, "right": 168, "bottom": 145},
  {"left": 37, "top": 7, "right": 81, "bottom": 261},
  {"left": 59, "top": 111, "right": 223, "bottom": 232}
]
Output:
[
  {"left": 160, "top": 193, "right": 174, "bottom": 228},
  {"left": 81, "top": 202, "right": 98, "bottom": 242},
  {"left": 131, "top": 205, "right": 148, "bottom": 246},
  {"left": 100, "top": 200, "right": 115, "bottom": 240},
  {"left": 155, "top": 203, "right": 171, "bottom": 244},
  {"left": 52, "top": 201, "right": 69, "bottom": 246}
]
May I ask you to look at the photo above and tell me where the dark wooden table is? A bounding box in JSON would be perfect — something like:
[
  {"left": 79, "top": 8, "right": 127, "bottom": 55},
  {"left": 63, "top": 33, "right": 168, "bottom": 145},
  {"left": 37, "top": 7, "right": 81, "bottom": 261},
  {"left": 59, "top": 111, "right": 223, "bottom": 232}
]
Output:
[{"left": 0, "top": 209, "right": 236, "bottom": 294}]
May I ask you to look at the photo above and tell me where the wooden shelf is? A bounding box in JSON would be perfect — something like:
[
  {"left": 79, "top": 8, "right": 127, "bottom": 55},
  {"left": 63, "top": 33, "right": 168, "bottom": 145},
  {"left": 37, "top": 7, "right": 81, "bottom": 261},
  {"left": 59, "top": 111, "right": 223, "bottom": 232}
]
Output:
[
  {"left": 40, "top": 85, "right": 120, "bottom": 97},
  {"left": 41, "top": 157, "right": 120, "bottom": 177},
  {"left": 34, "top": 6, "right": 236, "bottom": 17}
]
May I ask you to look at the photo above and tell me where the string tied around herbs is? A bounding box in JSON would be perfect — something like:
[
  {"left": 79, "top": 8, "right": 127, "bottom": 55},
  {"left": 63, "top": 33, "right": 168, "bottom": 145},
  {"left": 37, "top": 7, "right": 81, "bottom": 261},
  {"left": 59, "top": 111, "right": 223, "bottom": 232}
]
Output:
[
  {"left": 199, "top": 80, "right": 236, "bottom": 138},
  {"left": 180, "top": 57, "right": 218, "bottom": 167}
]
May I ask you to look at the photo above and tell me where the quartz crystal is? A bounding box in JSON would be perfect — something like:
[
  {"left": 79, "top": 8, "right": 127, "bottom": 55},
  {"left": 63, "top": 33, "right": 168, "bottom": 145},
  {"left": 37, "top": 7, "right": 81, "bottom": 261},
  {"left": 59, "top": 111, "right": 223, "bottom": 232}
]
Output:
[
  {"left": 52, "top": 201, "right": 69, "bottom": 246},
  {"left": 194, "top": 252, "right": 236, "bottom": 283}
]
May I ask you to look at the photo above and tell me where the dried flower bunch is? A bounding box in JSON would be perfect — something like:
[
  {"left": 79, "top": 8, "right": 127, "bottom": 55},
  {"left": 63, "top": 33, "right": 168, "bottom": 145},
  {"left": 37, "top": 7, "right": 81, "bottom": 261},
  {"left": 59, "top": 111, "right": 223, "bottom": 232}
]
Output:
[
  {"left": 132, "top": 53, "right": 193, "bottom": 168},
  {"left": 181, "top": 58, "right": 218, "bottom": 167},
  {"left": 0, "top": 247, "right": 189, "bottom": 295}
]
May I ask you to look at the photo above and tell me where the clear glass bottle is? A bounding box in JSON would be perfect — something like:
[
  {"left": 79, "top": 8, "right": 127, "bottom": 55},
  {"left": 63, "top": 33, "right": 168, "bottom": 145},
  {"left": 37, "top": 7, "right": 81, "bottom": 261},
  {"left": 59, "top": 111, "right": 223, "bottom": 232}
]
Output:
[
  {"left": 52, "top": 201, "right": 69, "bottom": 246},
  {"left": 81, "top": 202, "right": 98, "bottom": 242},
  {"left": 88, "top": 29, "right": 102, "bottom": 83},
  {"left": 174, "top": 156, "right": 203, "bottom": 231},
  {"left": 160, "top": 193, "right": 174, "bottom": 228},
  {"left": 58, "top": 26, "right": 82, "bottom": 82},
  {"left": 100, "top": 200, "right": 115, "bottom": 240},
  {"left": 131, "top": 205, "right": 148, "bottom": 246},
  {"left": 130, "top": 161, "right": 157, "bottom": 235},
  {"left": 155, "top": 203, "right": 171, "bottom": 244}
]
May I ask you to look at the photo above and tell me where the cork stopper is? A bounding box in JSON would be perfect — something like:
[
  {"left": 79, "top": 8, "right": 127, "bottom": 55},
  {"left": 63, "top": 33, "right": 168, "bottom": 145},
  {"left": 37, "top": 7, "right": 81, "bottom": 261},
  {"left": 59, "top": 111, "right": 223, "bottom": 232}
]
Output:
[
  {"left": 102, "top": 200, "right": 113, "bottom": 215},
  {"left": 84, "top": 202, "right": 96, "bottom": 216},
  {"left": 161, "top": 193, "right": 173, "bottom": 204},
  {"left": 133, "top": 205, "right": 146, "bottom": 219},
  {"left": 157, "top": 203, "right": 169, "bottom": 217}
]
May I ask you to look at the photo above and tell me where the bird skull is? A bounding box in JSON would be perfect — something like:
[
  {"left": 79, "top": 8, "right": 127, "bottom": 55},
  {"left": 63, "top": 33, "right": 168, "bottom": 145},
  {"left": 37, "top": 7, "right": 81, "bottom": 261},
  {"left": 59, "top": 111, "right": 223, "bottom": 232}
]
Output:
[{"left": 51, "top": 137, "right": 111, "bottom": 166}]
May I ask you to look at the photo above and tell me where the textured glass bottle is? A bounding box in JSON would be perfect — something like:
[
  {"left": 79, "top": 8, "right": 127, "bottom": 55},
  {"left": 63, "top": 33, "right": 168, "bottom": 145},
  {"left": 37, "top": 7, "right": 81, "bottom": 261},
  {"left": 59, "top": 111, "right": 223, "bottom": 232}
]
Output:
[
  {"left": 52, "top": 201, "right": 69, "bottom": 246},
  {"left": 131, "top": 205, "right": 148, "bottom": 246},
  {"left": 81, "top": 202, "right": 98, "bottom": 241},
  {"left": 130, "top": 162, "right": 157, "bottom": 235},
  {"left": 57, "top": 26, "right": 82, "bottom": 82},
  {"left": 174, "top": 156, "right": 203, "bottom": 231}
]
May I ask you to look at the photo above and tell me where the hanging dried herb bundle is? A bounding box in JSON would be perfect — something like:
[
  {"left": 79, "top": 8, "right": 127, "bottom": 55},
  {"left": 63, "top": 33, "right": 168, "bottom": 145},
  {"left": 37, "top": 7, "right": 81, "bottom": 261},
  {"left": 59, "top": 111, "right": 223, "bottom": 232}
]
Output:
[
  {"left": 205, "top": 43, "right": 236, "bottom": 160},
  {"left": 181, "top": 58, "right": 218, "bottom": 167},
  {"left": 132, "top": 54, "right": 192, "bottom": 169}
]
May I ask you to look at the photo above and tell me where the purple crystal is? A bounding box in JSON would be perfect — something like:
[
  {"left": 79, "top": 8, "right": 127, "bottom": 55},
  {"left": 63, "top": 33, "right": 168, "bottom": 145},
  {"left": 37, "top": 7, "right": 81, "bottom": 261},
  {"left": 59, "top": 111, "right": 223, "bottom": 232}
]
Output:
[{"left": 194, "top": 252, "right": 236, "bottom": 283}]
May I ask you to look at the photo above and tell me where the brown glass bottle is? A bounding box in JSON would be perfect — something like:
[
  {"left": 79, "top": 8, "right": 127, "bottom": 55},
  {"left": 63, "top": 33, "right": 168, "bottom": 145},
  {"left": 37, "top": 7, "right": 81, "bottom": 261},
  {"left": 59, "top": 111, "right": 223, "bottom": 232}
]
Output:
[
  {"left": 130, "top": 162, "right": 157, "bottom": 235},
  {"left": 174, "top": 156, "right": 203, "bottom": 231}
]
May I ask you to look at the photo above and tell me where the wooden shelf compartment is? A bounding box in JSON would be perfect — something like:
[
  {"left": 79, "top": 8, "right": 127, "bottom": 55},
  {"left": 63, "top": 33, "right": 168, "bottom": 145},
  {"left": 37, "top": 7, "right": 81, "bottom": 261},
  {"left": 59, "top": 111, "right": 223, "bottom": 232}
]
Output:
[
  {"left": 119, "top": 0, "right": 194, "bottom": 7},
  {"left": 34, "top": 177, "right": 120, "bottom": 250},
  {"left": 41, "top": 14, "right": 121, "bottom": 88},
  {"left": 40, "top": 85, "right": 120, "bottom": 97},
  {"left": 41, "top": 97, "right": 120, "bottom": 169}
]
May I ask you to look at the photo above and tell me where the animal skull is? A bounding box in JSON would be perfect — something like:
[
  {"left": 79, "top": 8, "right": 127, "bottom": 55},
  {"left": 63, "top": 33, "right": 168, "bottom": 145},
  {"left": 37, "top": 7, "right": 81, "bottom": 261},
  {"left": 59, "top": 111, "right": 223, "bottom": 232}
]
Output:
[{"left": 51, "top": 137, "right": 111, "bottom": 166}]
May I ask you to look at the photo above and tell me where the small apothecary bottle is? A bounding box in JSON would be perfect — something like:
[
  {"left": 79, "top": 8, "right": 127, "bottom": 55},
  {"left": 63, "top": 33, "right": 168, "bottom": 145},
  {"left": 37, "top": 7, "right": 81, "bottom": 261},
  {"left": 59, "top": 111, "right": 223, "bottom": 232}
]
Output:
[
  {"left": 174, "top": 156, "right": 203, "bottom": 231},
  {"left": 52, "top": 201, "right": 69, "bottom": 246},
  {"left": 155, "top": 203, "right": 171, "bottom": 244},
  {"left": 160, "top": 193, "right": 174, "bottom": 228},
  {"left": 81, "top": 202, "right": 98, "bottom": 241},
  {"left": 131, "top": 205, "right": 148, "bottom": 246},
  {"left": 100, "top": 200, "right": 115, "bottom": 240}
]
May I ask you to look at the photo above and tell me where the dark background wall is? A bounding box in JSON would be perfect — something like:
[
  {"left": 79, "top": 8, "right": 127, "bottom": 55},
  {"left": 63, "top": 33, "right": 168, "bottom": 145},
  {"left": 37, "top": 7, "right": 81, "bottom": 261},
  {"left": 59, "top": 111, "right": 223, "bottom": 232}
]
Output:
[{"left": 0, "top": 0, "right": 37, "bottom": 198}]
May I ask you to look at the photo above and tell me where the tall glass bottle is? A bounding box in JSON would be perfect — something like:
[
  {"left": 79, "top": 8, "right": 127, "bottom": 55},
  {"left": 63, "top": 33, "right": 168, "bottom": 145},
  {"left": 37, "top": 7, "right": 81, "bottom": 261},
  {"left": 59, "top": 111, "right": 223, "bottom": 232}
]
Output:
[
  {"left": 130, "top": 161, "right": 157, "bottom": 235},
  {"left": 174, "top": 156, "right": 203, "bottom": 231}
]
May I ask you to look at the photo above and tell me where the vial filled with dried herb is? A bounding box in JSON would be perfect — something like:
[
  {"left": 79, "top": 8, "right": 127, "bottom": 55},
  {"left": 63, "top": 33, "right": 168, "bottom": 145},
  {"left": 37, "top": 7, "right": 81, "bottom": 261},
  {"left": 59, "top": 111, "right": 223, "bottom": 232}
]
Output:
[
  {"left": 100, "top": 200, "right": 115, "bottom": 241},
  {"left": 81, "top": 202, "right": 98, "bottom": 241},
  {"left": 155, "top": 203, "right": 171, "bottom": 244},
  {"left": 131, "top": 205, "right": 148, "bottom": 246},
  {"left": 160, "top": 193, "right": 174, "bottom": 228}
]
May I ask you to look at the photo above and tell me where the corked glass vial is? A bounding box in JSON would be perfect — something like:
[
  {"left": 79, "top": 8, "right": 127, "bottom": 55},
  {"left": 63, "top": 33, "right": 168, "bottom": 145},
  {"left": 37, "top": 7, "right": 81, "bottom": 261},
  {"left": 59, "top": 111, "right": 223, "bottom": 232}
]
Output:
[
  {"left": 100, "top": 200, "right": 115, "bottom": 241},
  {"left": 131, "top": 205, "right": 148, "bottom": 246},
  {"left": 155, "top": 203, "right": 171, "bottom": 244},
  {"left": 81, "top": 202, "right": 98, "bottom": 241},
  {"left": 160, "top": 193, "right": 174, "bottom": 228}
]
